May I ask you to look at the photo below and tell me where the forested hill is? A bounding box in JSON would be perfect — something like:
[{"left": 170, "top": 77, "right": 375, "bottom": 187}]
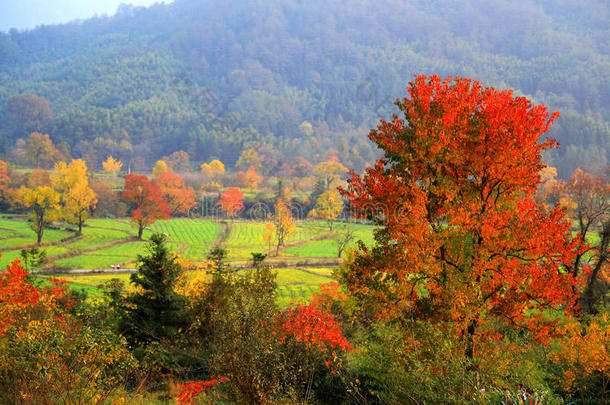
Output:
[{"left": 0, "top": 0, "right": 608, "bottom": 177}]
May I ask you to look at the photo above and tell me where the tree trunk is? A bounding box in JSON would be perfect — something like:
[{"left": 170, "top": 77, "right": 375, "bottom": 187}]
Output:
[
  {"left": 582, "top": 220, "right": 609, "bottom": 313},
  {"left": 465, "top": 319, "right": 478, "bottom": 361},
  {"left": 35, "top": 207, "right": 44, "bottom": 244},
  {"left": 138, "top": 224, "right": 144, "bottom": 240}
]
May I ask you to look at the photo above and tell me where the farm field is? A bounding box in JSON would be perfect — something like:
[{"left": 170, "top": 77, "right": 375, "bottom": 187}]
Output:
[
  {"left": 0, "top": 215, "right": 375, "bottom": 303},
  {"left": 42, "top": 266, "right": 337, "bottom": 305}
]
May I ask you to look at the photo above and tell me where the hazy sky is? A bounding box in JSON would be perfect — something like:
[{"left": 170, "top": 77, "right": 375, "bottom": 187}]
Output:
[{"left": 0, "top": 0, "right": 173, "bottom": 32}]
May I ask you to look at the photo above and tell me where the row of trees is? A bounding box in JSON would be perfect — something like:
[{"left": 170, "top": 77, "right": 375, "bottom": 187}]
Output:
[{"left": 1, "top": 148, "right": 350, "bottom": 248}]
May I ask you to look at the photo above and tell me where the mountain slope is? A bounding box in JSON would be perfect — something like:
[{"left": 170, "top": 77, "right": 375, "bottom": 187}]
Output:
[{"left": 0, "top": 0, "right": 608, "bottom": 176}]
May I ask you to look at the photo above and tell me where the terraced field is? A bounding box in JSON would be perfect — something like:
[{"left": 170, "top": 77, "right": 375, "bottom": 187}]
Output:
[
  {"left": 283, "top": 223, "right": 376, "bottom": 258},
  {"left": 0, "top": 216, "right": 375, "bottom": 305},
  {"left": 224, "top": 220, "right": 334, "bottom": 261},
  {"left": 150, "top": 219, "right": 222, "bottom": 259},
  {"left": 0, "top": 217, "right": 73, "bottom": 250}
]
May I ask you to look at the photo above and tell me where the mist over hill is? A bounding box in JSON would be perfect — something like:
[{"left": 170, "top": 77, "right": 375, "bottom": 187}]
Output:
[{"left": 0, "top": 0, "right": 608, "bottom": 177}]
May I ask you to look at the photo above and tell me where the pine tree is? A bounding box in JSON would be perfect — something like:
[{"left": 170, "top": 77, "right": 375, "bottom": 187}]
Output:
[{"left": 119, "top": 233, "right": 187, "bottom": 349}]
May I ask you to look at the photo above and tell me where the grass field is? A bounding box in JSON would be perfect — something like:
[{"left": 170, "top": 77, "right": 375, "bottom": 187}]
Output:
[
  {"left": 150, "top": 219, "right": 222, "bottom": 260},
  {"left": 46, "top": 266, "right": 336, "bottom": 305},
  {"left": 283, "top": 223, "right": 376, "bottom": 258},
  {"left": 0, "top": 216, "right": 375, "bottom": 304}
]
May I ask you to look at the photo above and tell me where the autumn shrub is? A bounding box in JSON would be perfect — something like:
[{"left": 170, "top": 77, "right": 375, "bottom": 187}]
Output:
[
  {"left": 548, "top": 311, "right": 610, "bottom": 403},
  {"left": 0, "top": 255, "right": 136, "bottom": 404},
  {"left": 182, "top": 265, "right": 354, "bottom": 404},
  {"left": 346, "top": 318, "right": 560, "bottom": 404},
  {"left": 0, "top": 317, "right": 136, "bottom": 404}
]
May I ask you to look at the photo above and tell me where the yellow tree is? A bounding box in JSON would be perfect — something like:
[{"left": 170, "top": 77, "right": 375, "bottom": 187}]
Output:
[
  {"left": 549, "top": 313, "right": 610, "bottom": 401},
  {"left": 209, "top": 159, "right": 225, "bottom": 178},
  {"left": 235, "top": 148, "right": 263, "bottom": 170},
  {"left": 18, "top": 186, "right": 61, "bottom": 244},
  {"left": 311, "top": 189, "right": 344, "bottom": 231},
  {"left": 313, "top": 157, "right": 347, "bottom": 190},
  {"left": 262, "top": 222, "right": 276, "bottom": 252},
  {"left": 152, "top": 160, "right": 168, "bottom": 179},
  {"left": 200, "top": 163, "right": 213, "bottom": 180},
  {"left": 201, "top": 159, "right": 225, "bottom": 183},
  {"left": 53, "top": 159, "right": 97, "bottom": 234},
  {"left": 272, "top": 198, "right": 295, "bottom": 255},
  {"left": 102, "top": 156, "right": 123, "bottom": 176}
]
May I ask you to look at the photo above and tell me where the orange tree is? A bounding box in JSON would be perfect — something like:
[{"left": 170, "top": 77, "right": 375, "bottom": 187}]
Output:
[
  {"left": 339, "top": 75, "right": 579, "bottom": 360},
  {"left": 121, "top": 174, "right": 170, "bottom": 239},
  {"left": 154, "top": 170, "right": 197, "bottom": 216},
  {"left": 218, "top": 187, "right": 244, "bottom": 219}
]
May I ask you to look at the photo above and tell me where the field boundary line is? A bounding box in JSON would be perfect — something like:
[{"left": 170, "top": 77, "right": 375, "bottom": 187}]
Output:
[
  {"left": 293, "top": 267, "right": 334, "bottom": 279},
  {"left": 265, "top": 231, "right": 335, "bottom": 256},
  {"left": 44, "top": 236, "right": 139, "bottom": 267},
  {"left": 0, "top": 232, "right": 83, "bottom": 252}
]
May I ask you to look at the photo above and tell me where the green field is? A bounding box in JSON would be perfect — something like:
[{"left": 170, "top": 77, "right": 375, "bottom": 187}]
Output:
[
  {"left": 45, "top": 266, "right": 336, "bottom": 305},
  {"left": 0, "top": 216, "right": 375, "bottom": 304}
]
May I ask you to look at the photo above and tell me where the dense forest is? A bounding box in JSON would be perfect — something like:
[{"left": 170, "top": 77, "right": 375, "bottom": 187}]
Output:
[{"left": 0, "top": 0, "right": 608, "bottom": 177}]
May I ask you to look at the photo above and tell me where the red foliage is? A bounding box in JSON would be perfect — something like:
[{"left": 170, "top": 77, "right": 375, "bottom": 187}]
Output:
[
  {"left": 121, "top": 174, "right": 170, "bottom": 237},
  {"left": 0, "top": 255, "right": 73, "bottom": 336},
  {"left": 218, "top": 187, "right": 244, "bottom": 218},
  {"left": 0, "top": 256, "right": 40, "bottom": 335},
  {"left": 310, "top": 281, "right": 348, "bottom": 312},
  {"left": 340, "top": 75, "right": 579, "bottom": 354},
  {"left": 280, "top": 304, "right": 352, "bottom": 352},
  {"left": 154, "top": 171, "right": 197, "bottom": 215},
  {"left": 177, "top": 376, "right": 229, "bottom": 404}
]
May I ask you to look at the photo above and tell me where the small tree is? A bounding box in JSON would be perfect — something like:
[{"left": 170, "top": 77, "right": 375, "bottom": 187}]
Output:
[
  {"left": 333, "top": 226, "right": 355, "bottom": 258},
  {"left": 53, "top": 159, "right": 97, "bottom": 234},
  {"left": 18, "top": 185, "right": 61, "bottom": 244},
  {"left": 0, "top": 161, "right": 11, "bottom": 210},
  {"left": 151, "top": 160, "right": 168, "bottom": 179},
  {"left": 207, "top": 247, "right": 229, "bottom": 274},
  {"left": 24, "top": 132, "right": 62, "bottom": 168},
  {"left": 311, "top": 189, "right": 344, "bottom": 231},
  {"left": 154, "top": 171, "right": 197, "bottom": 216},
  {"left": 218, "top": 187, "right": 244, "bottom": 219},
  {"left": 119, "top": 233, "right": 187, "bottom": 349},
  {"left": 121, "top": 174, "right": 170, "bottom": 239},
  {"left": 272, "top": 198, "right": 295, "bottom": 256},
  {"left": 102, "top": 156, "right": 123, "bottom": 176},
  {"left": 19, "top": 247, "right": 47, "bottom": 271}
]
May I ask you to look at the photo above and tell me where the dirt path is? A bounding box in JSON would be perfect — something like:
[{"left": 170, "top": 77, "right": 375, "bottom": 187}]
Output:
[
  {"left": 212, "top": 221, "right": 231, "bottom": 248},
  {"left": 264, "top": 231, "right": 336, "bottom": 257},
  {"left": 44, "top": 236, "right": 139, "bottom": 266}
]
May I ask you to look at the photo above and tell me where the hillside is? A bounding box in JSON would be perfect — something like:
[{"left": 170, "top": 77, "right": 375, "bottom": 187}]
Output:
[{"left": 0, "top": 0, "right": 608, "bottom": 177}]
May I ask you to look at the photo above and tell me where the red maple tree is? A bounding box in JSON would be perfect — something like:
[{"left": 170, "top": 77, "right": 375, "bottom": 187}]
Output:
[
  {"left": 121, "top": 174, "right": 170, "bottom": 239},
  {"left": 340, "top": 75, "right": 579, "bottom": 359},
  {"left": 154, "top": 171, "right": 197, "bottom": 216},
  {"left": 218, "top": 187, "right": 244, "bottom": 218}
]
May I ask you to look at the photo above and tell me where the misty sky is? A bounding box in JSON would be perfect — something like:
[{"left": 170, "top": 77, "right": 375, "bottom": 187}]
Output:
[{"left": 0, "top": 0, "right": 173, "bottom": 32}]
